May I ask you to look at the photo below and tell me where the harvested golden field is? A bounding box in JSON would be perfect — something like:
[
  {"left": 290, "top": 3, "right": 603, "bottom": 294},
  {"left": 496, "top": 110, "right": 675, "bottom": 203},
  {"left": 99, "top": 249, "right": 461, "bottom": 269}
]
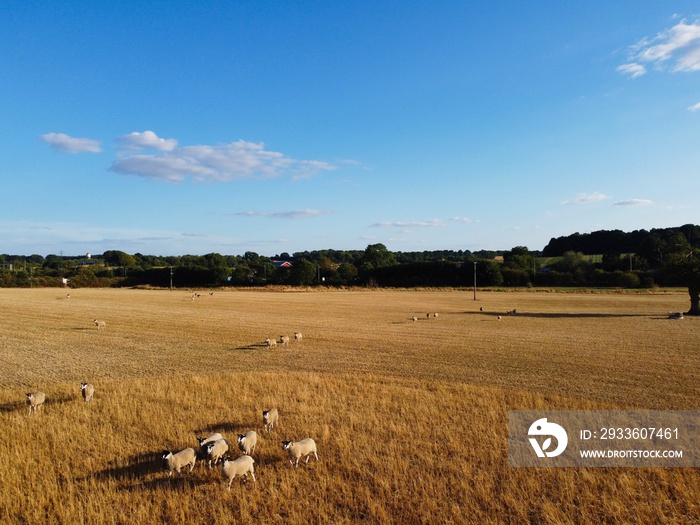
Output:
[{"left": 0, "top": 288, "right": 698, "bottom": 524}]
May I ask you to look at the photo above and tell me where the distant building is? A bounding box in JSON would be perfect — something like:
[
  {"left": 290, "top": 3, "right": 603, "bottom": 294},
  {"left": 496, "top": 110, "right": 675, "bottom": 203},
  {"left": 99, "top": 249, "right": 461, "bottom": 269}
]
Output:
[{"left": 272, "top": 261, "right": 292, "bottom": 268}]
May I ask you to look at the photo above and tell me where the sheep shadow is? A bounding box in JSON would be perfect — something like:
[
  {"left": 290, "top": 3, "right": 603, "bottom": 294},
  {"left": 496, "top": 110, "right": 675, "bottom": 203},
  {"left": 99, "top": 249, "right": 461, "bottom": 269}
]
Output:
[
  {"left": 0, "top": 400, "right": 25, "bottom": 414},
  {"left": 93, "top": 451, "right": 165, "bottom": 481},
  {"left": 230, "top": 343, "right": 266, "bottom": 351},
  {"left": 197, "top": 419, "right": 259, "bottom": 435}
]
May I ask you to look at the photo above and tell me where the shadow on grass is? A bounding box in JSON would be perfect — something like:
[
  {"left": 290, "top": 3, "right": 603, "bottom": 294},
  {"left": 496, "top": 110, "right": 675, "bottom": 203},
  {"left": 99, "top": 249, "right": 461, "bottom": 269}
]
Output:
[
  {"left": 94, "top": 451, "right": 165, "bottom": 481},
  {"left": 230, "top": 342, "right": 268, "bottom": 351},
  {"left": 460, "top": 311, "right": 649, "bottom": 319},
  {"left": 196, "top": 419, "right": 259, "bottom": 435},
  {"left": 0, "top": 400, "right": 25, "bottom": 413}
]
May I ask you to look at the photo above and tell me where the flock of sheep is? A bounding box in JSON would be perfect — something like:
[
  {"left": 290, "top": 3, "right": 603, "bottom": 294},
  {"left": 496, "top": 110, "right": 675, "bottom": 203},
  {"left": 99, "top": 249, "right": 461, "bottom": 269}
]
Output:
[
  {"left": 25, "top": 382, "right": 318, "bottom": 489},
  {"left": 265, "top": 332, "right": 302, "bottom": 349},
  {"left": 160, "top": 406, "right": 319, "bottom": 489}
]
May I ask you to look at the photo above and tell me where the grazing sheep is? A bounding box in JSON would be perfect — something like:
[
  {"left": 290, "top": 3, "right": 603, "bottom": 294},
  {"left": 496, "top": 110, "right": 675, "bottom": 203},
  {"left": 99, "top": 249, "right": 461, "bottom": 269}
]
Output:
[
  {"left": 265, "top": 338, "right": 277, "bottom": 349},
  {"left": 427, "top": 313, "right": 431, "bottom": 318},
  {"left": 221, "top": 455, "right": 255, "bottom": 489},
  {"left": 668, "top": 311, "right": 684, "bottom": 320},
  {"left": 433, "top": 312, "right": 439, "bottom": 318},
  {"left": 262, "top": 408, "right": 279, "bottom": 433},
  {"left": 294, "top": 332, "right": 303, "bottom": 343},
  {"left": 280, "top": 335, "right": 290, "bottom": 348},
  {"left": 196, "top": 432, "right": 224, "bottom": 450},
  {"left": 26, "top": 391, "right": 46, "bottom": 415},
  {"left": 479, "top": 307, "right": 483, "bottom": 312},
  {"left": 66, "top": 293, "right": 71, "bottom": 299},
  {"left": 497, "top": 315, "right": 502, "bottom": 321},
  {"left": 94, "top": 319, "right": 106, "bottom": 330},
  {"left": 163, "top": 448, "right": 197, "bottom": 477},
  {"left": 80, "top": 382, "right": 95, "bottom": 402},
  {"left": 507, "top": 309, "right": 517, "bottom": 316},
  {"left": 206, "top": 438, "right": 229, "bottom": 468},
  {"left": 282, "top": 438, "right": 318, "bottom": 467},
  {"left": 237, "top": 431, "right": 258, "bottom": 455},
  {"left": 412, "top": 316, "right": 418, "bottom": 323}
]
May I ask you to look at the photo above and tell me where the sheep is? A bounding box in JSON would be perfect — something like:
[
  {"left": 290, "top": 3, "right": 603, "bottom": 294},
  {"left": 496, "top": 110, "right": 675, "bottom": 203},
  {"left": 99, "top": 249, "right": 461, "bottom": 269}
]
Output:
[
  {"left": 412, "top": 316, "right": 417, "bottom": 323},
  {"left": 265, "top": 338, "right": 277, "bottom": 349},
  {"left": 196, "top": 432, "right": 224, "bottom": 449},
  {"left": 280, "top": 335, "right": 290, "bottom": 348},
  {"left": 162, "top": 447, "right": 197, "bottom": 477},
  {"left": 206, "top": 438, "right": 229, "bottom": 468},
  {"left": 262, "top": 408, "right": 279, "bottom": 433},
  {"left": 497, "top": 315, "right": 502, "bottom": 321},
  {"left": 221, "top": 455, "right": 255, "bottom": 489},
  {"left": 26, "top": 391, "right": 45, "bottom": 415},
  {"left": 294, "top": 332, "right": 303, "bottom": 343},
  {"left": 93, "top": 319, "right": 106, "bottom": 330},
  {"left": 433, "top": 312, "right": 439, "bottom": 318},
  {"left": 237, "top": 431, "right": 258, "bottom": 455},
  {"left": 282, "top": 438, "right": 318, "bottom": 467},
  {"left": 80, "top": 382, "right": 95, "bottom": 402}
]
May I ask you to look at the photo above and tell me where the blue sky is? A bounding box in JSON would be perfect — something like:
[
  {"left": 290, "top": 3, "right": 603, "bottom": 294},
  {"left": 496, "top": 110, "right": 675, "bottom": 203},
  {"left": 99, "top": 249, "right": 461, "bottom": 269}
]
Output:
[{"left": 1, "top": 2, "right": 699, "bottom": 257}]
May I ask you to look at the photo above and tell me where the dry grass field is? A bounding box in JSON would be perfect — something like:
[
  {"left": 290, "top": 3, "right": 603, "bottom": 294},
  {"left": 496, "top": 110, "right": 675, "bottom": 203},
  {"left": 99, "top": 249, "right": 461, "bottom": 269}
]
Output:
[{"left": 0, "top": 287, "right": 698, "bottom": 524}]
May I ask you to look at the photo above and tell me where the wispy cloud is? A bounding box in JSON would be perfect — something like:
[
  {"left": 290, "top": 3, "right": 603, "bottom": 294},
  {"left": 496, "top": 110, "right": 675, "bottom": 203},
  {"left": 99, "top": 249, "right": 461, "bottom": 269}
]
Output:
[
  {"left": 111, "top": 139, "right": 336, "bottom": 183},
  {"left": 40, "top": 133, "right": 102, "bottom": 154},
  {"left": 234, "top": 209, "right": 330, "bottom": 219},
  {"left": 688, "top": 101, "right": 700, "bottom": 111},
  {"left": 117, "top": 130, "right": 178, "bottom": 152},
  {"left": 369, "top": 219, "right": 445, "bottom": 228},
  {"left": 616, "top": 63, "right": 646, "bottom": 78},
  {"left": 612, "top": 199, "right": 652, "bottom": 206},
  {"left": 619, "top": 19, "right": 700, "bottom": 77},
  {"left": 561, "top": 192, "right": 611, "bottom": 205},
  {"left": 451, "top": 216, "right": 480, "bottom": 224}
]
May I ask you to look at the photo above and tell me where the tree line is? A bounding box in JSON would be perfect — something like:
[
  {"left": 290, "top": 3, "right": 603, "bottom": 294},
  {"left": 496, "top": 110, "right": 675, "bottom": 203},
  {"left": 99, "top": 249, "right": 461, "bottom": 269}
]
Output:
[{"left": 1, "top": 224, "right": 699, "bottom": 314}]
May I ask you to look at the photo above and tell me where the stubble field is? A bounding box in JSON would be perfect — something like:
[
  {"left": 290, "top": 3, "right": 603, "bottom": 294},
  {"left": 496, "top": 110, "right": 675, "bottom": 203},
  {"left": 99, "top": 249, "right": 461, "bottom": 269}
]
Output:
[{"left": 0, "top": 287, "right": 698, "bottom": 524}]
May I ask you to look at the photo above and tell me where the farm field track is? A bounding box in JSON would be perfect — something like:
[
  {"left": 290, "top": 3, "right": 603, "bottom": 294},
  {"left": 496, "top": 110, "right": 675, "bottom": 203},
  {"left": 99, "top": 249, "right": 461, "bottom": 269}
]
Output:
[{"left": 0, "top": 287, "right": 698, "bottom": 524}]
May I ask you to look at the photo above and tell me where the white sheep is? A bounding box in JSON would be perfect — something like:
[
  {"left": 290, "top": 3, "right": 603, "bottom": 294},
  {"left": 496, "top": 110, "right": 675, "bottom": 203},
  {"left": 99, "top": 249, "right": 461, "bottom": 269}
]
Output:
[
  {"left": 237, "top": 431, "right": 258, "bottom": 455},
  {"left": 206, "top": 438, "right": 229, "bottom": 468},
  {"left": 26, "top": 391, "right": 46, "bottom": 415},
  {"left": 294, "top": 332, "right": 303, "bottom": 343},
  {"left": 162, "top": 447, "right": 197, "bottom": 477},
  {"left": 282, "top": 438, "right": 318, "bottom": 467},
  {"left": 262, "top": 408, "right": 279, "bottom": 433},
  {"left": 265, "top": 338, "right": 277, "bottom": 349},
  {"left": 221, "top": 455, "right": 255, "bottom": 489},
  {"left": 80, "top": 382, "right": 95, "bottom": 402},
  {"left": 433, "top": 312, "right": 439, "bottom": 318},
  {"left": 196, "top": 432, "right": 224, "bottom": 450},
  {"left": 280, "top": 335, "right": 290, "bottom": 348},
  {"left": 94, "top": 319, "right": 106, "bottom": 330},
  {"left": 412, "top": 316, "right": 418, "bottom": 323}
]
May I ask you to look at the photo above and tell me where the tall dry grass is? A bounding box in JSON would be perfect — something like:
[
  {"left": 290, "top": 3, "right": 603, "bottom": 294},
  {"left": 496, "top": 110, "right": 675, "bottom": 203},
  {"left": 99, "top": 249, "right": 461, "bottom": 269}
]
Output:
[{"left": 0, "top": 288, "right": 698, "bottom": 523}]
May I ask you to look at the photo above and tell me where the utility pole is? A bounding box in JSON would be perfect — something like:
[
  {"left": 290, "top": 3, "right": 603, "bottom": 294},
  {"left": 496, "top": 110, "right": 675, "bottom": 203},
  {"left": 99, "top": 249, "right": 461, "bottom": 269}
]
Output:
[
  {"left": 170, "top": 266, "right": 174, "bottom": 291},
  {"left": 473, "top": 261, "right": 477, "bottom": 301}
]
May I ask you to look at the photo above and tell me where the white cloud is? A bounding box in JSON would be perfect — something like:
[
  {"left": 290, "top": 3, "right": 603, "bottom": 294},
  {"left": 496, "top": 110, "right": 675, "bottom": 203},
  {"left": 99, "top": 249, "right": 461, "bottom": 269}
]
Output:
[
  {"left": 451, "top": 216, "right": 480, "bottom": 224},
  {"left": 40, "top": 133, "right": 102, "bottom": 154},
  {"left": 620, "top": 19, "right": 700, "bottom": 76},
  {"left": 616, "top": 63, "right": 646, "bottom": 78},
  {"left": 688, "top": 101, "right": 700, "bottom": 111},
  {"left": 117, "top": 130, "right": 178, "bottom": 152},
  {"left": 561, "top": 192, "right": 611, "bottom": 205},
  {"left": 234, "top": 209, "right": 330, "bottom": 219},
  {"left": 110, "top": 139, "right": 336, "bottom": 182},
  {"left": 612, "top": 199, "right": 652, "bottom": 206},
  {"left": 370, "top": 219, "right": 445, "bottom": 228}
]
